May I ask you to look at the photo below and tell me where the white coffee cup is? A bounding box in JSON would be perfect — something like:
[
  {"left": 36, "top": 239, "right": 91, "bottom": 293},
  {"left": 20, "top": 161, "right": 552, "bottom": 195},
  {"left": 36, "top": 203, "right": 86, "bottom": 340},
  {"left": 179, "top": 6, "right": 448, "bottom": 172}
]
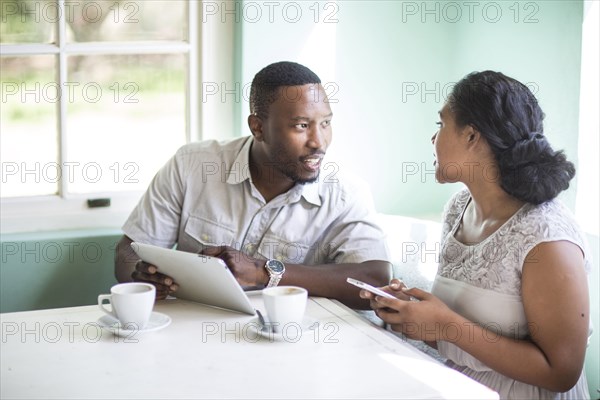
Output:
[
  {"left": 262, "top": 286, "right": 308, "bottom": 332},
  {"left": 98, "top": 282, "right": 155, "bottom": 330}
]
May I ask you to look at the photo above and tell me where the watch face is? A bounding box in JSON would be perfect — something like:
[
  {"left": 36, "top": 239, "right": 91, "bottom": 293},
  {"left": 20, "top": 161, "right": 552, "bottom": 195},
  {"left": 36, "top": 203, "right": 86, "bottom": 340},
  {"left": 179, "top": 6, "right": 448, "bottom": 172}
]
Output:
[{"left": 267, "top": 260, "right": 284, "bottom": 273}]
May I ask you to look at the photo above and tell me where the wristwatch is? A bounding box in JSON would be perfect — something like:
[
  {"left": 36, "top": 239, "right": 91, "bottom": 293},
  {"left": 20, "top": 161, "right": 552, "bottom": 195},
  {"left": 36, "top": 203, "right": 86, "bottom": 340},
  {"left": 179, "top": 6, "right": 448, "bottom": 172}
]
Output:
[{"left": 264, "top": 259, "right": 285, "bottom": 288}]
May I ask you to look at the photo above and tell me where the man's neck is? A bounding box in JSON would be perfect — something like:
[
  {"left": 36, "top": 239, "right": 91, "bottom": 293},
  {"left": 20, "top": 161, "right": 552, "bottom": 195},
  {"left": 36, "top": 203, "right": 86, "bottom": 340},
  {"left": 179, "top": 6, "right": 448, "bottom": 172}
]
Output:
[
  {"left": 252, "top": 177, "right": 295, "bottom": 203},
  {"left": 249, "top": 146, "right": 295, "bottom": 203}
]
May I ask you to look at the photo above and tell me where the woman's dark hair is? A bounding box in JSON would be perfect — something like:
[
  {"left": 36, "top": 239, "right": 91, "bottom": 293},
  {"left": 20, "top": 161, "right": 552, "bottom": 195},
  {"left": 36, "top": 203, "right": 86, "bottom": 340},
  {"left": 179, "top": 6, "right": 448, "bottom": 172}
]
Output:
[
  {"left": 249, "top": 61, "right": 321, "bottom": 119},
  {"left": 447, "top": 71, "right": 575, "bottom": 204}
]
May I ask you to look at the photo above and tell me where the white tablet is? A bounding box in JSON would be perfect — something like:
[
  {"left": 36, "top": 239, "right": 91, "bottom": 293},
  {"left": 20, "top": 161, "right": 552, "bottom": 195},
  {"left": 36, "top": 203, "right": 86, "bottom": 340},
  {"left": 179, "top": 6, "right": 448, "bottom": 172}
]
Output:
[{"left": 131, "top": 242, "right": 255, "bottom": 315}]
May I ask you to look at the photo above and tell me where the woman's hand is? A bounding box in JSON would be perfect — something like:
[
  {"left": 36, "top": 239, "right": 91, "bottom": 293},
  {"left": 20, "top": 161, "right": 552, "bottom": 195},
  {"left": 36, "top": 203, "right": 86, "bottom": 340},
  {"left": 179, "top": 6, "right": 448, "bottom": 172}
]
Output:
[
  {"left": 359, "top": 278, "right": 411, "bottom": 309},
  {"left": 362, "top": 279, "right": 456, "bottom": 342}
]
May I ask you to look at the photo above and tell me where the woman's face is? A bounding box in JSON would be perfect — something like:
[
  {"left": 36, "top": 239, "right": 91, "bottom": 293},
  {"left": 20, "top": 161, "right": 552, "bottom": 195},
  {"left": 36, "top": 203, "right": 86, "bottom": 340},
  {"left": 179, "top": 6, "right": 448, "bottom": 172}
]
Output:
[{"left": 431, "top": 103, "right": 469, "bottom": 184}]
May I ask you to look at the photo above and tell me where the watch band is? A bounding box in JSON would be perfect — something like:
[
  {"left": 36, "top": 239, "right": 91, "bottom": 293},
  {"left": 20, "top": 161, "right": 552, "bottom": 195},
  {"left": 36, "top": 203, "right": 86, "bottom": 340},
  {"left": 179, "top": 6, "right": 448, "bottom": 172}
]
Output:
[
  {"left": 266, "top": 274, "right": 282, "bottom": 288},
  {"left": 265, "top": 259, "right": 285, "bottom": 288}
]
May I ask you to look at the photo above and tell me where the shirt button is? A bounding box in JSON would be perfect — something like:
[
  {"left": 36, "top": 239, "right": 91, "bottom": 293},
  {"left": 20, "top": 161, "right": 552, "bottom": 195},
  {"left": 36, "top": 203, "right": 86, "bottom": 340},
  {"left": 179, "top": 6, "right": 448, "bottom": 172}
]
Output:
[
  {"left": 276, "top": 255, "right": 284, "bottom": 261},
  {"left": 201, "top": 234, "right": 209, "bottom": 241}
]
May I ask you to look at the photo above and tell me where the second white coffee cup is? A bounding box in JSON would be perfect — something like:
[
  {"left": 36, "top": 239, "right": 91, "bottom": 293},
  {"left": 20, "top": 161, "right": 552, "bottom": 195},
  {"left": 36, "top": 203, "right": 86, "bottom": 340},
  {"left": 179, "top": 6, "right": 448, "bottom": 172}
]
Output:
[
  {"left": 98, "top": 282, "right": 155, "bottom": 330},
  {"left": 262, "top": 286, "right": 308, "bottom": 332}
]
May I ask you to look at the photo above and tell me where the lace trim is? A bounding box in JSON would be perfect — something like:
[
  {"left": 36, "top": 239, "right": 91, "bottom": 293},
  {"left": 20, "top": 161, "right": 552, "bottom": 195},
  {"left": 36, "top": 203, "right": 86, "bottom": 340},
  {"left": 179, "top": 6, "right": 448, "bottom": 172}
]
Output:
[{"left": 438, "top": 190, "right": 587, "bottom": 295}]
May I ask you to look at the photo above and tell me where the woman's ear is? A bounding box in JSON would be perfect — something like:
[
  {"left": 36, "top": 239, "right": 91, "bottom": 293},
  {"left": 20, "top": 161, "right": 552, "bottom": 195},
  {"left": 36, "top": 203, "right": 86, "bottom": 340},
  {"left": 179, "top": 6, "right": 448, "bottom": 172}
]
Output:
[
  {"left": 248, "top": 114, "right": 264, "bottom": 141},
  {"left": 464, "top": 125, "right": 481, "bottom": 147}
]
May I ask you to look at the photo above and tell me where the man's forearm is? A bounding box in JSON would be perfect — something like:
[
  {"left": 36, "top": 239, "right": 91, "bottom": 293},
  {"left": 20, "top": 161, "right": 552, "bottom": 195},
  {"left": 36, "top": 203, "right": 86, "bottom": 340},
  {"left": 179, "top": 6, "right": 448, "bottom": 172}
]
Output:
[{"left": 280, "top": 260, "right": 392, "bottom": 309}]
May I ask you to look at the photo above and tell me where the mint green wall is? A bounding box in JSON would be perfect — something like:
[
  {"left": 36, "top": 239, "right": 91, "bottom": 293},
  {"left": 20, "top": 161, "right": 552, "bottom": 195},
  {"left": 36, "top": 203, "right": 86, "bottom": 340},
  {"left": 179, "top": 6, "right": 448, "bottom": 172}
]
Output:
[
  {"left": 330, "top": 0, "right": 463, "bottom": 219},
  {"left": 450, "top": 1, "right": 583, "bottom": 210},
  {"left": 0, "top": 231, "right": 119, "bottom": 313},
  {"left": 334, "top": 0, "right": 583, "bottom": 217},
  {"left": 238, "top": 0, "right": 582, "bottom": 219}
]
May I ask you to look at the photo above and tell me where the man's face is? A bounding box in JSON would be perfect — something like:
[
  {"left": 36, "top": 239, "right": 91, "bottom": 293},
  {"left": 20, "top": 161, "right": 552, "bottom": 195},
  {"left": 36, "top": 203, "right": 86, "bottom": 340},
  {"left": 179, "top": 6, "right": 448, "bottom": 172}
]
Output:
[{"left": 260, "top": 84, "right": 333, "bottom": 185}]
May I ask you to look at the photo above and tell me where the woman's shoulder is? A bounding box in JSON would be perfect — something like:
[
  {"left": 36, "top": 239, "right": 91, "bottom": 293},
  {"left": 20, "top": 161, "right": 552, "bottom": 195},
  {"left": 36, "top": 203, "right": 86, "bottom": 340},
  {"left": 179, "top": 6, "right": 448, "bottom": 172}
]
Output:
[
  {"left": 443, "top": 188, "right": 470, "bottom": 220},
  {"left": 440, "top": 188, "right": 470, "bottom": 237},
  {"left": 516, "top": 199, "right": 582, "bottom": 239},
  {"left": 509, "top": 199, "right": 590, "bottom": 270}
]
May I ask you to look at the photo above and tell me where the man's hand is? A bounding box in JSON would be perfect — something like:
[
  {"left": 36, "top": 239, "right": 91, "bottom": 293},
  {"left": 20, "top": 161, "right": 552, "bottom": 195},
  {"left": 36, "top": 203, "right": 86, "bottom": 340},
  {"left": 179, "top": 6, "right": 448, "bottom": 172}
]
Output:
[
  {"left": 200, "top": 246, "right": 267, "bottom": 288},
  {"left": 131, "top": 260, "right": 179, "bottom": 300}
]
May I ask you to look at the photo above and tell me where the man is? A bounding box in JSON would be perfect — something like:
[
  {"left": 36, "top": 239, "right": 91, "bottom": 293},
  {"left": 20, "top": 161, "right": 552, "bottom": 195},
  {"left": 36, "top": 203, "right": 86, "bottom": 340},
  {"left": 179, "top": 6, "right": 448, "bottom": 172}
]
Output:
[{"left": 115, "top": 61, "right": 391, "bottom": 309}]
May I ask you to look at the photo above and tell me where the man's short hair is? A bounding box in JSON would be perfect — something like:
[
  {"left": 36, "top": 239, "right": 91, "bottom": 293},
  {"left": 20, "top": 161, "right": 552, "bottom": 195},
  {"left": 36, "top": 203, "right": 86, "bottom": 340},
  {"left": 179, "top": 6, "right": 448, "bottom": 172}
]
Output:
[{"left": 249, "top": 61, "right": 321, "bottom": 119}]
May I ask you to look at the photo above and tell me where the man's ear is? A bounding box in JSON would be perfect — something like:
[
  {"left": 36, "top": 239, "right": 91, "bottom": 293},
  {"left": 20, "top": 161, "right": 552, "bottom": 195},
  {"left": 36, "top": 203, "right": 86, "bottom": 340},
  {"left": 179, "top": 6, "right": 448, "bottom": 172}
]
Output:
[{"left": 248, "top": 114, "right": 264, "bottom": 141}]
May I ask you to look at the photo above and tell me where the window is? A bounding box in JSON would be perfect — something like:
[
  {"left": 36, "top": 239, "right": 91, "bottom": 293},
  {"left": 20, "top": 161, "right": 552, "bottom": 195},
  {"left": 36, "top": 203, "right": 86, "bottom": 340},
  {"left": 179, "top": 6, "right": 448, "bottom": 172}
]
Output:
[
  {"left": 1, "top": 0, "right": 198, "bottom": 232},
  {"left": 575, "top": 0, "right": 599, "bottom": 235}
]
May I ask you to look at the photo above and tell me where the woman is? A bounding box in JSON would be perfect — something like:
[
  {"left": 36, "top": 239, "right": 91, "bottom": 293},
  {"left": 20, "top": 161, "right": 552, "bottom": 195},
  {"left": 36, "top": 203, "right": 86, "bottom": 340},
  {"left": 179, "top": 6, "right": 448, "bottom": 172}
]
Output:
[{"left": 363, "top": 71, "right": 591, "bottom": 399}]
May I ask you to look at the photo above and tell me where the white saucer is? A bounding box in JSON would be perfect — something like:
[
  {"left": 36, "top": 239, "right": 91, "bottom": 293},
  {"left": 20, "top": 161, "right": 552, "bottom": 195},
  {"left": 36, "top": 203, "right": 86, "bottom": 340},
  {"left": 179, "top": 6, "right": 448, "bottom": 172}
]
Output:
[
  {"left": 248, "top": 316, "right": 318, "bottom": 341},
  {"left": 96, "top": 312, "right": 171, "bottom": 337}
]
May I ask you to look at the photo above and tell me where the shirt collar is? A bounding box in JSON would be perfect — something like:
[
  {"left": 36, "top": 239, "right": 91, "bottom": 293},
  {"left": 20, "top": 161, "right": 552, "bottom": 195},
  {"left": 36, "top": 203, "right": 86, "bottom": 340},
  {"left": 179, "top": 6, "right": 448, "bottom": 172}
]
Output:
[
  {"left": 226, "top": 136, "right": 253, "bottom": 185},
  {"left": 299, "top": 180, "right": 322, "bottom": 207}
]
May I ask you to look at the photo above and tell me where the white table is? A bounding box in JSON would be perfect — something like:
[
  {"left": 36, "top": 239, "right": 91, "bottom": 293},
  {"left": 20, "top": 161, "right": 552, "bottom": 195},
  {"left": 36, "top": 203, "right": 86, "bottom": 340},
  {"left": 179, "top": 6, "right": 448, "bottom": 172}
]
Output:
[{"left": 1, "top": 293, "right": 498, "bottom": 399}]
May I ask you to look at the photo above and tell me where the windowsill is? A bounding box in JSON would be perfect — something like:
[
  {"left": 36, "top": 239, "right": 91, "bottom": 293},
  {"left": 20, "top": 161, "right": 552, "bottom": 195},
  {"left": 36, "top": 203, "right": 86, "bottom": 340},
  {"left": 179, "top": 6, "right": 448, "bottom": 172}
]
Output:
[
  {"left": 0, "top": 192, "right": 142, "bottom": 234},
  {"left": 0, "top": 227, "right": 122, "bottom": 242}
]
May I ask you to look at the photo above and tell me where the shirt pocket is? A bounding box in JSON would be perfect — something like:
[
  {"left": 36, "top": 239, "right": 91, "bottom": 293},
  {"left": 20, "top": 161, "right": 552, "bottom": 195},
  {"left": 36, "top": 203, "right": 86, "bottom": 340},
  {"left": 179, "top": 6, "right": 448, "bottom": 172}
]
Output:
[
  {"left": 179, "top": 215, "right": 236, "bottom": 252},
  {"left": 257, "top": 234, "right": 311, "bottom": 264}
]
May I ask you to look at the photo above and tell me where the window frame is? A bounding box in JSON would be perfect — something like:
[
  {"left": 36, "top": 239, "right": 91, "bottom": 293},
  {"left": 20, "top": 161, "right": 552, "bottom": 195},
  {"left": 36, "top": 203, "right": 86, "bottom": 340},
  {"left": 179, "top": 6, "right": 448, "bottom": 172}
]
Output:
[
  {"left": 575, "top": 0, "right": 600, "bottom": 236},
  {"left": 1, "top": 0, "right": 200, "bottom": 234}
]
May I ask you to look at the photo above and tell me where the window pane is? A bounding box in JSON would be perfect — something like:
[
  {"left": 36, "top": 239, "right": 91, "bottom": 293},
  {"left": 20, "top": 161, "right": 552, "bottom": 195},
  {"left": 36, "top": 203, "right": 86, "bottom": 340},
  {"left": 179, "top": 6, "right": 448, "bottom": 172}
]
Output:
[
  {"left": 0, "top": 0, "right": 57, "bottom": 44},
  {"left": 65, "top": 0, "right": 187, "bottom": 43},
  {"left": 1, "top": 55, "right": 58, "bottom": 197},
  {"left": 65, "top": 53, "right": 186, "bottom": 194}
]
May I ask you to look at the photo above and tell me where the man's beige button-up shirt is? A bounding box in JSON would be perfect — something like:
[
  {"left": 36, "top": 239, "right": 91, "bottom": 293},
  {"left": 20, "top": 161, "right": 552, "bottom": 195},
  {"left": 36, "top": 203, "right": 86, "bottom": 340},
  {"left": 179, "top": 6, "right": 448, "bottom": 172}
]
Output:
[{"left": 123, "top": 136, "right": 389, "bottom": 265}]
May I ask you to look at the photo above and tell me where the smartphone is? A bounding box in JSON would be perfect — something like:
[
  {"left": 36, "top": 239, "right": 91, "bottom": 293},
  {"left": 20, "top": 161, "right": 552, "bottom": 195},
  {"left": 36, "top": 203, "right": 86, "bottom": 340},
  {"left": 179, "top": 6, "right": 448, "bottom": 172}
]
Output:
[{"left": 346, "top": 277, "right": 396, "bottom": 299}]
